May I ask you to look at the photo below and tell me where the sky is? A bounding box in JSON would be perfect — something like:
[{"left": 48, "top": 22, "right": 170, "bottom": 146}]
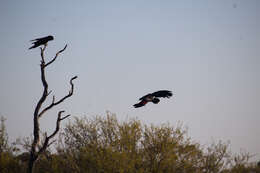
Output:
[{"left": 0, "top": 0, "right": 259, "bottom": 161}]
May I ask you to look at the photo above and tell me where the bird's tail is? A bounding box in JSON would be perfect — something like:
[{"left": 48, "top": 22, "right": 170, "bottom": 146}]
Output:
[
  {"left": 133, "top": 100, "right": 147, "bottom": 108},
  {"left": 28, "top": 45, "right": 35, "bottom": 49}
]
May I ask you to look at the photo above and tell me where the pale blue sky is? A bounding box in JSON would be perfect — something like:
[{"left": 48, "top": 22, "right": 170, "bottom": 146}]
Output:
[{"left": 0, "top": 0, "right": 259, "bottom": 160}]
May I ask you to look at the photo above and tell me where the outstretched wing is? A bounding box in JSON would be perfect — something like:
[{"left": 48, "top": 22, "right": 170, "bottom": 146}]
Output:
[
  {"left": 133, "top": 100, "right": 148, "bottom": 108},
  {"left": 139, "top": 93, "right": 153, "bottom": 101},
  {"left": 152, "top": 90, "right": 172, "bottom": 98}
]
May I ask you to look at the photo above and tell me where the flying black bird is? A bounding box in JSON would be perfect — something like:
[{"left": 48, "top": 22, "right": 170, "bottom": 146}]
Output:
[
  {"left": 29, "top": 35, "right": 54, "bottom": 49},
  {"left": 133, "top": 90, "right": 172, "bottom": 108}
]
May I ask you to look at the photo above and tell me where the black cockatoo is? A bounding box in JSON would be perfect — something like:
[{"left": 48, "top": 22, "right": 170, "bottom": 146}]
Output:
[
  {"left": 133, "top": 90, "right": 172, "bottom": 108},
  {"left": 29, "top": 35, "right": 54, "bottom": 49}
]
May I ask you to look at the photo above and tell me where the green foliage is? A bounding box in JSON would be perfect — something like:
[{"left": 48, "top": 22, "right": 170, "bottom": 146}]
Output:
[
  {"left": 0, "top": 117, "right": 8, "bottom": 153},
  {"left": 0, "top": 114, "right": 259, "bottom": 173},
  {"left": 0, "top": 116, "right": 24, "bottom": 173},
  {"left": 58, "top": 113, "right": 259, "bottom": 173}
]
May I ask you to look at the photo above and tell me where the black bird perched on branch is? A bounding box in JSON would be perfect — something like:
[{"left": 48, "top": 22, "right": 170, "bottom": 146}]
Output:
[
  {"left": 133, "top": 90, "right": 172, "bottom": 108},
  {"left": 29, "top": 35, "right": 54, "bottom": 49}
]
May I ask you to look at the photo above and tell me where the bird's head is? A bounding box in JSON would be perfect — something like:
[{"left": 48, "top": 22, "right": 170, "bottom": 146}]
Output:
[
  {"left": 47, "top": 35, "right": 54, "bottom": 41},
  {"left": 152, "top": 98, "right": 160, "bottom": 104}
]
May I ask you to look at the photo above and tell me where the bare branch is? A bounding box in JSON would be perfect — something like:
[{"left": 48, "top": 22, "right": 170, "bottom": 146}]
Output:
[
  {"left": 52, "top": 95, "right": 55, "bottom": 104},
  {"left": 38, "top": 111, "right": 70, "bottom": 155},
  {"left": 60, "top": 114, "right": 71, "bottom": 121},
  {"left": 28, "top": 43, "right": 76, "bottom": 173},
  {"left": 31, "top": 46, "right": 49, "bottom": 156},
  {"left": 40, "top": 45, "right": 47, "bottom": 63},
  {"left": 45, "top": 44, "right": 67, "bottom": 67},
  {"left": 47, "top": 140, "right": 56, "bottom": 148},
  {"left": 47, "top": 90, "right": 52, "bottom": 96},
  {"left": 38, "top": 76, "right": 77, "bottom": 118}
]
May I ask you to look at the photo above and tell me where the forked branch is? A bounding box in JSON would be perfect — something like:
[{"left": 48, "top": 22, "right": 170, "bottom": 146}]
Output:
[
  {"left": 45, "top": 44, "right": 67, "bottom": 67},
  {"left": 28, "top": 43, "right": 77, "bottom": 173},
  {"left": 38, "top": 111, "right": 70, "bottom": 155},
  {"left": 38, "top": 76, "right": 77, "bottom": 118}
]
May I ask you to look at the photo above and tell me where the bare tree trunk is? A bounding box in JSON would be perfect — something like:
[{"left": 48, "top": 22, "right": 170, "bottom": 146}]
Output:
[{"left": 27, "top": 44, "right": 77, "bottom": 173}]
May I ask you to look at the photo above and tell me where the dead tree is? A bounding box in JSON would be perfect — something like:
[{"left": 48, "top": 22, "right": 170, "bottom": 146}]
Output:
[{"left": 27, "top": 44, "right": 77, "bottom": 173}]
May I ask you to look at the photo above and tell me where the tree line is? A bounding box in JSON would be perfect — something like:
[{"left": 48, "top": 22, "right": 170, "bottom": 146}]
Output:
[{"left": 0, "top": 114, "right": 259, "bottom": 173}]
